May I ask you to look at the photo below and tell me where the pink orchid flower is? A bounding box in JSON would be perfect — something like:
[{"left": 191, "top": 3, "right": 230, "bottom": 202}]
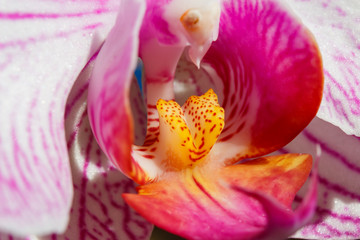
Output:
[
  {"left": 0, "top": 0, "right": 359, "bottom": 240},
  {"left": 88, "top": 0, "right": 324, "bottom": 239}
]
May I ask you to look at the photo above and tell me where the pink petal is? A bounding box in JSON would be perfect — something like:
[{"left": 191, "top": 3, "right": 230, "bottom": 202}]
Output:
[
  {"left": 0, "top": 0, "right": 118, "bottom": 236},
  {"left": 201, "top": 0, "right": 323, "bottom": 164},
  {"left": 88, "top": 0, "right": 148, "bottom": 184},
  {"left": 279, "top": 117, "right": 360, "bottom": 239},
  {"left": 287, "top": 0, "right": 360, "bottom": 136}
]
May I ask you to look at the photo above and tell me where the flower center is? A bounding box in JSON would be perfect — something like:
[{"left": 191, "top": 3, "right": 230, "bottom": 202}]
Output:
[{"left": 138, "top": 89, "right": 224, "bottom": 172}]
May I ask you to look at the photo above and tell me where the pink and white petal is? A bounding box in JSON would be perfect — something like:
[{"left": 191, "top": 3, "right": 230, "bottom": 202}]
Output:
[
  {"left": 287, "top": 0, "right": 360, "bottom": 136},
  {"left": 0, "top": 51, "right": 153, "bottom": 240},
  {"left": 0, "top": 0, "right": 119, "bottom": 236},
  {"left": 278, "top": 117, "right": 360, "bottom": 239},
  {"left": 59, "top": 61, "right": 152, "bottom": 240},
  {"left": 1, "top": 52, "right": 152, "bottom": 240},
  {"left": 201, "top": 0, "right": 323, "bottom": 164},
  {"left": 88, "top": 0, "right": 151, "bottom": 185}
]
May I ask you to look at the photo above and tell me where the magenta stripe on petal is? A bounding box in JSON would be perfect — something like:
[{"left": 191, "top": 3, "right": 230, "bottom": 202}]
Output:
[
  {"left": 279, "top": 117, "right": 360, "bottom": 239},
  {"left": 203, "top": 0, "right": 323, "bottom": 164},
  {"left": 61, "top": 59, "right": 152, "bottom": 240},
  {"left": 0, "top": 47, "right": 152, "bottom": 240},
  {"left": 0, "top": 0, "right": 119, "bottom": 236}
]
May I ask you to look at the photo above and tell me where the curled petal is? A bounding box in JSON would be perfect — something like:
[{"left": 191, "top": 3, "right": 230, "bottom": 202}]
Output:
[
  {"left": 88, "top": 0, "right": 148, "bottom": 183},
  {"left": 123, "top": 154, "right": 316, "bottom": 239},
  {"left": 287, "top": 0, "right": 360, "bottom": 136},
  {"left": 202, "top": 0, "right": 323, "bottom": 164},
  {"left": 248, "top": 154, "right": 318, "bottom": 240},
  {"left": 0, "top": 0, "right": 118, "bottom": 236},
  {"left": 63, "top": 60, "right": 152, "bottom": 239}
]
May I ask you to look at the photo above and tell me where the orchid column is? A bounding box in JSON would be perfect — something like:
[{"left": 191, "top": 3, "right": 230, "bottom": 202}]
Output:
[{"left": 140, "top": 0, "right": 220, "bottom": 105}]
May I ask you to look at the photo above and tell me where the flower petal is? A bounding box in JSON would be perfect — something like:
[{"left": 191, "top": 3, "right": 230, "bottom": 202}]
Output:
[
  {"left": 0, "top": 0, "right": 118, "bottom": 236},
  {"left": 123, "top": 154, "right": 315, "bottom": 239},
  {"left": 245, "top": 156, "right": 318, "bottom": 240},
  {"left": 287, "top": 0, "right": 360, "bottom": 136},
  {"left": 280, "top": 117, "right": 360, "bottom": 239},
  {"left": 201, "top": 0, "right": 323, "bottom": 164},
  {"left": 220, "top": 154, "right": 313, "bottom": 208},
  {"left": 0, "top": 55, "right": 153, "bottom": 240},
  {"left": 62, "top": 60, "right": 152, "bottom": 239},
  {"left": 87, "top": 0, "right": 148, "bottom": 184}
]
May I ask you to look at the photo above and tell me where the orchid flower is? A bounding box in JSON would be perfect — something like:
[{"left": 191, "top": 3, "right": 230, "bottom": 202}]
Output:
[
  {"left": 88, "top": 0, "right": 324, "bottom": 239},
  {"left": 0, "top": 0, "right": 360, "bottom": 240}
]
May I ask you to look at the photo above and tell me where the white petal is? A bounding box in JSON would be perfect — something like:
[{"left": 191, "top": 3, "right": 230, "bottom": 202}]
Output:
[
  {"left": 287, "top": 0, "right": 360, "bottom": 136},
  {"left": 280, "top": 117, "right": 360, "bottom": 239},
  {"left": 0, "top": 0, "right": 118, "bottom": 236},
  {"left": 0, "top": 57, "right": 153, "bottom": 239}
]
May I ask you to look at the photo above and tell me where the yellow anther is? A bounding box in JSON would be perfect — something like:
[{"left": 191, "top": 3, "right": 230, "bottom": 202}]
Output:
[{"left": 156, "top": 89, "right": 224, "bottom": 170}]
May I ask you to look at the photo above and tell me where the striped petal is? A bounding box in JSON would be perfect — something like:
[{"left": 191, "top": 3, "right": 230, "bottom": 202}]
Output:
[
  {"left": 0, "top": 0, "right": 118, "bottom": 236},
  {"left": 123, "top": 153, "right": 316, "bottom": 239},
  {"left": 63, "top": 60, "right": 152, "bottom": 240},
  {"left": 198, "top": 0, "right": 323, "bottom": 164},
  {"left": 0, "top": 55, "right": 153, "bottom": 240},
  {"left": 287, "top": 0, "right": 360, "bottom": 136},
  {"left": 280, "top": 117, "right": 360, "bottom": 239}
]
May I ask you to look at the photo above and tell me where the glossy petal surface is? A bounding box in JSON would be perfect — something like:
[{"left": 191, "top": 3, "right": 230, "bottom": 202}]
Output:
[
  {"left": 280, "top": 117, "right": 360, "bottom": 239},
  {"left": 201, "top": 0, "right": 323, "bottom": 164},
  {"left": 88, "top": 0, "right": 147, "bottom": 184},
  {"left": 0, "top": 0, "right": 118, "bottom": 236},
  {"left": 287, "top": 0, "right": 360, "bottom": 136},
  {"left": 0, "top": 50, "right": 152, "bottom": 240},
  {"left": 124, "top": 154, "right": 315, "bottom": 240}
]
